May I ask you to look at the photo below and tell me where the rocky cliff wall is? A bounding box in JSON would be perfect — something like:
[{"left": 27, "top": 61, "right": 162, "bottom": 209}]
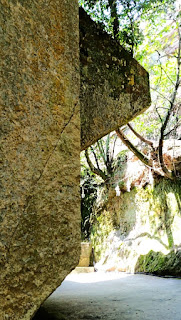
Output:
[
  {"left": 0, "top": 1, "right": 80, "bottom": 319},
  {"left": 92, "top": 178, "right": 181, "bottom": 276}
]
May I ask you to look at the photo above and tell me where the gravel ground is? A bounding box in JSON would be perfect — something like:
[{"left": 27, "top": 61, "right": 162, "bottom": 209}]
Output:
[{"left": 33, "top": 272, "right": 181, "bottom": 320}]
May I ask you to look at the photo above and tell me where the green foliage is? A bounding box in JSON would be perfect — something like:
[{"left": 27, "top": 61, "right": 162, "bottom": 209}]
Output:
[
  {"left": 81, "top": 168, "right": 98, "bottom": 240},
  {"left": 91, "top": 209, "right": 114, "bottom": 261},
  {"left": 115, "top": 149, "right": 128, "bottom": 164},
  {"left": 135, "top": 178, "right": 181, "bottom": 252},
  {"left": 79, "top": 0, "right": 176, "bottom": 54},
  {"left": 133, "top": 4, "right": 181, "bottom": 140},
  {"left": 81, "top": 134, "right": 121, "bottom": 238},
  {"left": 135, "top": 250, "right": 181, "bottom": 276},
  {"left": 84, "top": 133, "right": 118, "bottom": 183}
]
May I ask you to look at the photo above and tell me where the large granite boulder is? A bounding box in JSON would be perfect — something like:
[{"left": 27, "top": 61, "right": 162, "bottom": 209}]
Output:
[
  {"left": 0, "top": 1, "right": 80, "bottom": 319},
  {"left": 0, "top": 2, "right": 150, "bottom": 320}
]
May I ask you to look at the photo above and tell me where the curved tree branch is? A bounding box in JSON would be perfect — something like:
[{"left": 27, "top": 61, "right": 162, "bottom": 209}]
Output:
[
  {"left": 116, "top": 128, "right": 153, "bottom": 167},
  {"left": 127, "top": 123, "right": 154, "bottom": 148}
]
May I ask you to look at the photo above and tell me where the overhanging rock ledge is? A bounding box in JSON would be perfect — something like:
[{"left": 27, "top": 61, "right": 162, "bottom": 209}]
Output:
[{"left": 80, "top": 8, "right": 151, "bottom": 150}]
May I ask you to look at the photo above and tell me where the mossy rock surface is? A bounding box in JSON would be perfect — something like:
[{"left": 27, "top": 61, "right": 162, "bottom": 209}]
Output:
[
  {"left": 91, "top": 178, "right": 181, "bottom": 274},
  {"left": 135, "top": 250, "right": 181, "bottom": 277}
]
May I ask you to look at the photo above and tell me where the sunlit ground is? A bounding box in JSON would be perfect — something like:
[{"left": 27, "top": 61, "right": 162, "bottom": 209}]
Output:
[
  {"left": 65, "top": 271, "right": 133, "bottom": 284},
  {"left": 34, "top": 271, "right": 181, "bottom": 320}
]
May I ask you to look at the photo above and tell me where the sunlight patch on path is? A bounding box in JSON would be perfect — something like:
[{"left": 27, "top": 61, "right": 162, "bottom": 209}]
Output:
[{"left": 66, "top": 271, "right": 132, "bottom": 284}]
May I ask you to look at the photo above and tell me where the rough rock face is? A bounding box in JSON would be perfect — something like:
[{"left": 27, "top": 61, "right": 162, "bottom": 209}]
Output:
[
  {"left": 80, "top": 8, "right": 151, "bottom": 150},
  {"left": 135, "top": 249, "right": 181, "bottom": 276},
  {"left": 0, "top": 1, "right": 80, "bottom": 319},
  {"left": 92, "top": 177, "right": 181, "bottom": 276}
]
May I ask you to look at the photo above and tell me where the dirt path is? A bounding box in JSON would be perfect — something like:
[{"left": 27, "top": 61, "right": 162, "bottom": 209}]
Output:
[{"left": 34, "top": 272, "right": 181, "bottom": 320}]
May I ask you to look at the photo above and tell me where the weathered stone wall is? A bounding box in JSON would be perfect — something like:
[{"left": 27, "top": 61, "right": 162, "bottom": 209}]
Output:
[
  {"left": 0, "top": 1, "right": 80, "bottom": 319},
  {"left": 80, "top": 8, "right": 151, "bottom": 150}
]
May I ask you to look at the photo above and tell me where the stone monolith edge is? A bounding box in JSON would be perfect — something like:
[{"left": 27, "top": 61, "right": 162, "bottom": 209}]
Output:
[{"left": 0, "top": 1, "right": 80, "bottom": 319}]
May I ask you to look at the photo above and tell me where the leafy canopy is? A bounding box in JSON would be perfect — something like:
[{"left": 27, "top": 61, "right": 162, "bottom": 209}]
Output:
[{"left": 79, "top": 0, "right": 176, "bottom": 55}]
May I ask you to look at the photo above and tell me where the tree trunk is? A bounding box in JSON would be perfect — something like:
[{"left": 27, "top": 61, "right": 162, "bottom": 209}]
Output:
[{"left": 108, "top": 0, "right": 119, "bottom": 39}]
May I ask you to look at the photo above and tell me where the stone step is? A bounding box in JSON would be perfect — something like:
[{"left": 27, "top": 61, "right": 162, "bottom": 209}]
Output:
[{"left": 71, "top": 267, "right": 95, "bottom": 274}]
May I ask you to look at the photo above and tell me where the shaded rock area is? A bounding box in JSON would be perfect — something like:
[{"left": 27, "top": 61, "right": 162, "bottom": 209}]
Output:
[
  {"left": 0, "top": 1, "right": 80, "bottom": 319},
  {"left": 80, "top": 8, "right": 151, "bottom": 150}
]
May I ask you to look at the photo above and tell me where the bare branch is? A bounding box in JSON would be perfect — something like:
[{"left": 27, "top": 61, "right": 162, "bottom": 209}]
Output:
[
  {"left": 97, "top": 139, "right": 106, "bottom": 166},
  {"left": 156, "top": 107, "right": 170, "bottom": 111},
  {"left": 105, "top": 134, "right": 110, "bottom": 166},
  {"left": 158, "top": 27, "right": 181, "bottom": 180},
  {"left": 127, "top": 123, "right": 154, "bottom": 148},
  {"left": 151, "top": 87, "right": 172, "bottom": 103},
  {"left": 155, "top": 107, "right": 163, "bottom": 123},
  {"left": 156, "top": 50, "right": 175, "bottom": 86},
  {"left": 85, "top": 149, "right": 108, "bottom": 182},
  {"left": 111, "top": 134, "right": 118, "bottom": 160},
  {"left": 90, "top": 145, "right": 101, "bottom": 171},
  {"left": 116, "top": 128, "right": 153, "bottom": 168},
  {"left": 164, "top": 120, "right": 181, "bottom": 137}
]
